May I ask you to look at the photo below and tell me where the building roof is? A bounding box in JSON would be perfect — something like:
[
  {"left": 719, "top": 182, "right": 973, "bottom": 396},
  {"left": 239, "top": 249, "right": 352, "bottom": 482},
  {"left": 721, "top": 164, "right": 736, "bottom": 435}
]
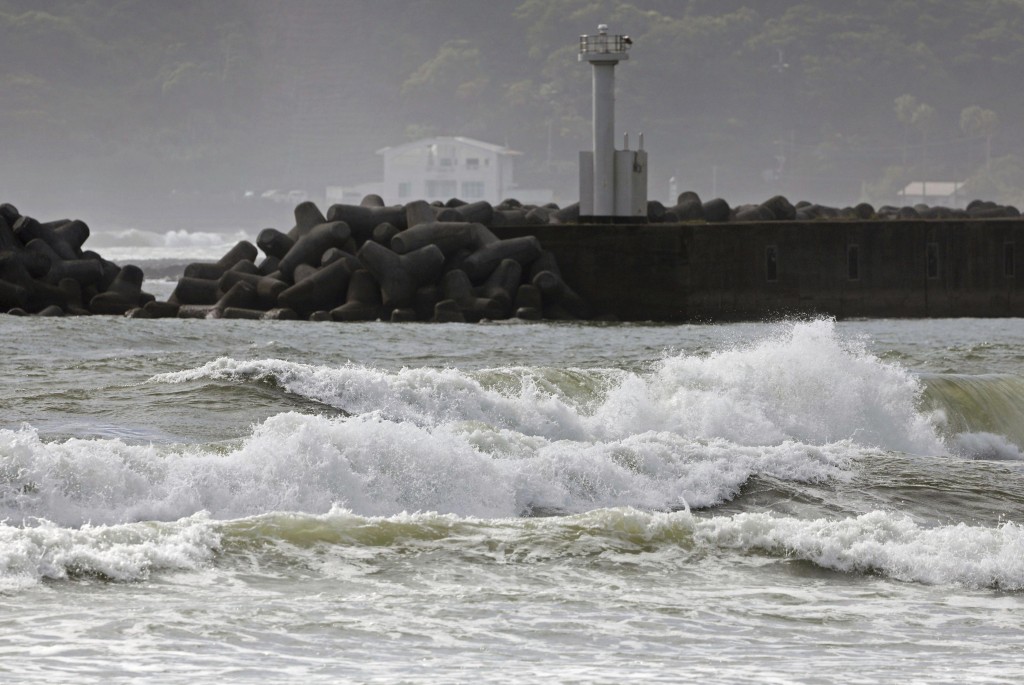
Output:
[{"left": 376, "top": 136, "right": 521, "bottom": 157}]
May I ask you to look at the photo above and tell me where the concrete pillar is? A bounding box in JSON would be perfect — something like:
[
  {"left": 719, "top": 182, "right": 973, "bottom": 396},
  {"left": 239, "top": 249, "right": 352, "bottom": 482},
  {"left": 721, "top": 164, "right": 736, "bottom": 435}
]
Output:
[{"left": 592, "top": 62, "right": 615, "bottom": 216}]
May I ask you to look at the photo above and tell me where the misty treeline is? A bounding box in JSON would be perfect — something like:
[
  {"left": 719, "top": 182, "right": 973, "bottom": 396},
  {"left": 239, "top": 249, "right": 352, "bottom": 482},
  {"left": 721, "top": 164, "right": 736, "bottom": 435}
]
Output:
[{"left": 3, "top": 0, "right": 1024, "bottom": 222}]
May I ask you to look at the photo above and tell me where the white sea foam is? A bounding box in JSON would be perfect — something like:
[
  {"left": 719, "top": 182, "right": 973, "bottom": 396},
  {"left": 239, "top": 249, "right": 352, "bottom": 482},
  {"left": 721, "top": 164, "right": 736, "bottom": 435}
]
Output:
[
  {"left": 0, "top": 416, "right": 852, "bottom": 526},
  {"left": 952, "top": 431, "right": 1024, "bottom": 460},
  {"left": 0, "top": 320, "right": 1003, "bottom": 529},
  {"left": 694, "top": 509, "right": 1024, "bottom": 590},
  {"left": 154, "top": 319, "right": 945, "bottom": 452},
  {"left": 2, "top": 503, "right": 1021, "bottom": 591},
  {"left": 0, "top": 513, "right": 218, "bottom": 593}
]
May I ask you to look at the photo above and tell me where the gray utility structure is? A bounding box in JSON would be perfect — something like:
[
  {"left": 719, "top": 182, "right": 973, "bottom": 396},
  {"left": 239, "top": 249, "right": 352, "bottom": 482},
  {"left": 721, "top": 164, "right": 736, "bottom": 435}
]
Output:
[{"left": 578, "top": 24, "right": 648, "bottom": 221}]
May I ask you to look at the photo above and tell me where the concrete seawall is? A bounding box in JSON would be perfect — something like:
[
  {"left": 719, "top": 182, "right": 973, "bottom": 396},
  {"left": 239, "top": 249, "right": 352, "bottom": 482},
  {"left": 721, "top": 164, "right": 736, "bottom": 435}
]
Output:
[{"left": 494, "top": 219, "right": 1024, "bottom": 321}]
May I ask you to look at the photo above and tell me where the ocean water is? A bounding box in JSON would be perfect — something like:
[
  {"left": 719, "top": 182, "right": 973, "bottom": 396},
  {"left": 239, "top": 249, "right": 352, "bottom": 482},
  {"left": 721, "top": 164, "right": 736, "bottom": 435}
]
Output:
[{"left": 2, "top": 306, "right": 1024, "bottom": 682}]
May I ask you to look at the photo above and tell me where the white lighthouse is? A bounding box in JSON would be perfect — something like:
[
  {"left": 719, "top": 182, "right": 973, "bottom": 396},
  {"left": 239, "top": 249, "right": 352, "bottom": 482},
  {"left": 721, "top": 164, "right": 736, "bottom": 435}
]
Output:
[{"left": 578, "top": 24, "right": 647, "bottom": 222}]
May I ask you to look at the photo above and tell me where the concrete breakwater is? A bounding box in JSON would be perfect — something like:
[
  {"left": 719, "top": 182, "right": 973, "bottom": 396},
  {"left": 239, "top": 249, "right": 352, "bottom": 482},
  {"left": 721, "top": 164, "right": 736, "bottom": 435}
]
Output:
[
  {"left": 5, "top": 192, "right": 1024, "bottom": 322},
  {"left": 496, "top": 216, "right": 1024, "bottom": 321},
  {"left": 156, "top": 197, "right": 591, "bottom": 323}
]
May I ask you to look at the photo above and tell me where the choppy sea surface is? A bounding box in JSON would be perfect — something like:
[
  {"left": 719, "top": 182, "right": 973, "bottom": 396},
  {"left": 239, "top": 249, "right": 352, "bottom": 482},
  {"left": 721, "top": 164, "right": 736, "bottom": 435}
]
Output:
[{"left": 1, "top": 236, "right": 1023, "bottom": 683}]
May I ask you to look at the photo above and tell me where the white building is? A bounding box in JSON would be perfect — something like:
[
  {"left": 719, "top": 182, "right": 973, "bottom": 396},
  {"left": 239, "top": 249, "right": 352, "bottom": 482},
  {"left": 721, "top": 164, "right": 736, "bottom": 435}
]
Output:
[
  {"left": 327, "top": 136, "right": 552, "bottom": 206},
  {"left": 897, "top": 181, "right": 967, "bottom": 208}
]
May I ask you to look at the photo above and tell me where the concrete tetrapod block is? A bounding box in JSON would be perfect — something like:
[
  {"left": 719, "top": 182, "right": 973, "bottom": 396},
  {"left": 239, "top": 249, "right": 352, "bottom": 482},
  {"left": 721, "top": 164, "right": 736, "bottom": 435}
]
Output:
[
  {"left": 53, "top": 257, "right": 104, "bottom": 289},
  {"left": 390, "top": 222, "right": 491, "bottom": 257},
  {"left": 0, "top": 252, "right": 38, "bottom": 288},
  {"left": 552, "top": 203, "right": 580, "bottom": 224},
  {"left": 477, "top": 258, "right": 522, "bottom": 316},
  {"left": 372, "top": 222, "right": 400, "bottom": 246},
  {"left": 526, "top": 207, "right": 554, "bottom": 225},
  {"left": 228, "top": 259, "right": 260, "bottom": 275},
  {"left": 360, "top": 194, "right": 385, "bottom": 208},
  {"left": 760, "top": 195, "right": 796, "bottom": 221},
  {"left": 453, "top": 201, "right": 494, "bottom": 225},
  {"left": 0, "top": 217, "right": 17, "bottom": 251},
  {"left": 533, "top": 270, "right": 590, "bottom": 320},
  {"left": 327, "top": 204, "right": 408, "bottom": 245},
  {"left": 89, "top": 264, "right": 146, "bottom": 315},
  {"left": 218, "top": 271, "right": 288, "bottom": 310},
  {"left": 184, "top": 241, "right": 259, "bottom": 280},
  {"left": 36, "top": 304, "right": 65, "bottom": 317},
  {"left": 277, "top": 259, "right": 353, "bottom": 316},
  {"left": 527, "top": 250, "right": 562, "bottom": 281},
  {"left": 0, "top": 204, "right": 19, "bottom": 226},
  {"left": 413, "top": 284, "right": 441, "bottom": 321},
  {"left": 514, "top": 283, "right": 543, "bottom": 311},
  {"left": 0, "top": 254, "right": 63, "bottom": 312},
  {"left": 461, "top": 236, "right": 542, "bottom": 283},
  {"left": 320, "top": 248, "right": 362, "bottom": 273},
  {"left": 13, "top": 216, "right": 78, "bottom": 260},
  {"left": 258, "top": 256, "right": 281, "bottom": 276},
  {"left": 405, "top": 200, "right": 436, "bottom": 229},
  {"left": 357, "top": 241, "right": 444, "bottom": 310},
  {"left": 53, "top": 220, "right": 90, "bottom": 254},
  {"left": 330, "top": 269, "right": 383, "bottom": 322},
  {"left": 490, "top": 209, "right": 527, "bottom": 227},
  {"left": 57, "top": 277, "right": 87, "bottom": 314},
  {"left": 646, "top": 201, "right": 666, "bottom": 223},
  {"left": 278, "top": 221, "right": 352, "bottom": 281},
  {"left": 0, "top": 279, "right": 28, "bottom": 310},
  {"left": 433, "top": 298, "right": 466, "bottom": 323},
  {"left": 441, "top": 269, "right": 505, "bottom": 322},
  {"left": 14, "top": 279, "right": 67, "bottom": 313},
  {"left": 183, "top": 262, "right": 226, "bottom": 280},
  {"left": 143, "top": 301, "right": 180, "bottom": 318},
  {"left": 211, "top": 281, "right": 261, "bottom": 317},
  {"left": 221, "top": 241, "right": 260, "bottom": 265},
  {"left": 293, "top": 264, "right": 319, "bottom": 283},
  {"left": 289, "top": 201, "right": 328, "bottom": 241},
  {"left": 702, "top": 198, "right": 731, "bottom": 223},
  {"left": 257, "top": 228, "right": 295, "bottom": 260},
  {"left": 25, "top": 239, "right": 104, "bottom": 287},
  {"left": 434, "top": 208, "right": 461, "bottom": 222},
  {"left": 169, "top": 276, "right": 221, "bottom": 305},
  {"left": 666, "top": 195, "right": 704, "bottom": 222}
]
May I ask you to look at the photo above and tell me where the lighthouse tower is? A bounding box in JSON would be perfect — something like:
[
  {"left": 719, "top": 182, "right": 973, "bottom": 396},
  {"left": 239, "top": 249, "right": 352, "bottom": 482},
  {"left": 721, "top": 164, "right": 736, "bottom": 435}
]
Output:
[{"left": 578, "top": 24, "right": 647, "bottom": 222}]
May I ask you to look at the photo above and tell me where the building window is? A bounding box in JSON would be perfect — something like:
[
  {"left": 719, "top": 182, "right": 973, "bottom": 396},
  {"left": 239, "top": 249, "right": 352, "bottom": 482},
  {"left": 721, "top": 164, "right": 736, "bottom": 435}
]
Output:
[
  {"left": 926, "top": 242, "right": 940, "bottom": 279},
  {"left": 1005, "top": 242, "right": 1015, "bottom": 277},
  {"left": 765, "top": 245, "right": 778, "bottom": 282},
  {"left": 848, "top": 244, "right": 860, "bottom": 281},
  {"left": 461, "top": 181, "right": 485, "bottom": 199},
  {"left": 425, "top": 179, "right": 457, "bottom": 198},
  {"left": 465, "top": 158, "right": 480, "bottom": 171},
  {"left": 398, "top": 182, "right": 411, "bottom": 199},
  {"left": 440, "top": 157, "right": 455, "bottom": 168}
]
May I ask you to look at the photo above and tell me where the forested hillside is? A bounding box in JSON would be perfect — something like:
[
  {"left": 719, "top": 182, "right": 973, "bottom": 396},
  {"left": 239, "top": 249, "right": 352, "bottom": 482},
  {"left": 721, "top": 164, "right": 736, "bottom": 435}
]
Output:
[{"left": 3, "top": 0, "right": 1024, "bottom": 224}]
